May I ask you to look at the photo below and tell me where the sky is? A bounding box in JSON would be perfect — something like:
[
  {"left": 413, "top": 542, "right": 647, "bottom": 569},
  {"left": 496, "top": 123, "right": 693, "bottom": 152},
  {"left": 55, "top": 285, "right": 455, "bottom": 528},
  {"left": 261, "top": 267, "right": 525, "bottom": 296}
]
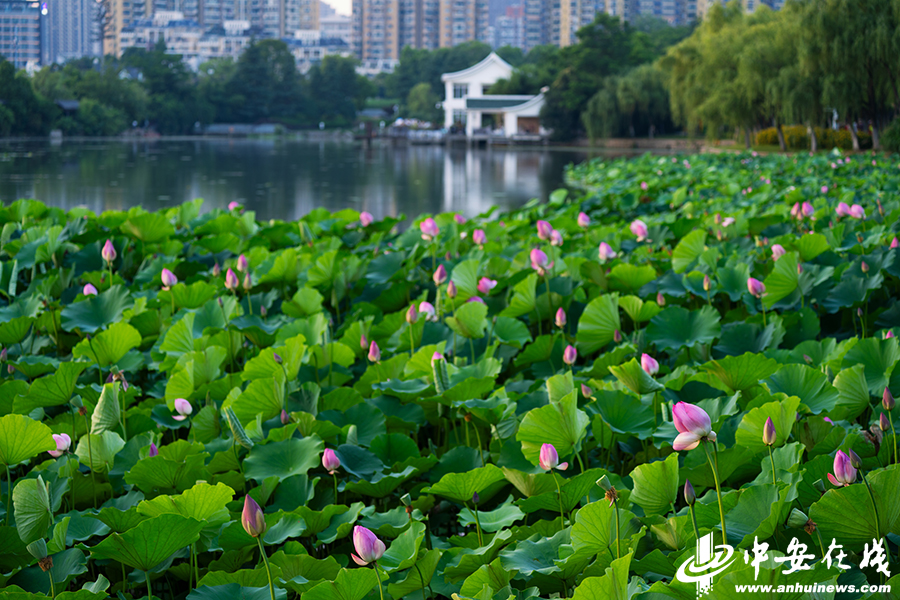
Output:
[{"left": 327, "top": 0, "right": 351, "bottom": 16}]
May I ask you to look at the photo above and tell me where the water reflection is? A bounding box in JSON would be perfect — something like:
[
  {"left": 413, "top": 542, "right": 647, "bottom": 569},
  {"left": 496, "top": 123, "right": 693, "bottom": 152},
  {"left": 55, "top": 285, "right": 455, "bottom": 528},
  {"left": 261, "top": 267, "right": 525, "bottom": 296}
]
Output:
[{"left": 0, "top": 139, "right": 592, "bottom": 220}]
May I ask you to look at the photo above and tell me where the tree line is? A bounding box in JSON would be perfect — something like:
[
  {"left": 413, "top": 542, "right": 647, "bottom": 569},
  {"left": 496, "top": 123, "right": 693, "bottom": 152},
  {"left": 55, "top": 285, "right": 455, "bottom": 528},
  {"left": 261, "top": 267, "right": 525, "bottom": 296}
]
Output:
[{"left": 0, "top": 39, "right": 372, "bottom": 136}]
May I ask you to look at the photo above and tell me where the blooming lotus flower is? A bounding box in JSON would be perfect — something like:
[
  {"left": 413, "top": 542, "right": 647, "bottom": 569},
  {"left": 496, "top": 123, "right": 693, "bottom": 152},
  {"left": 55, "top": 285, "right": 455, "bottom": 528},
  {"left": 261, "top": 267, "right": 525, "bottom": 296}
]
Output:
[
  {"left": 630, "top": 219, "right": 648, "bottom": 241},
  {"left": 577, "top": 212, "right": 590, "bottom": 228},
  {"left": 406, "top": 304, "right": 418, "bottom": 324},
  {"left": 550, "top": 230, "right": 563, "bottom": 246},
  {"left": 684, "top": 480, "right": 695, "bottom": 506},
  {"left": 148, "top": 442, "right": 158, "bottom": 457},
  {"left": 368, "top": 341, "right": 381, "bottom": 362},
  {"left": 161, "top": 268, "right": 178, "bottom": 289},
  {"left": 849, "top": 204, "right": 865, "bottom": 219},
  {"left": 418, "top": 301, "right": 436, "bottom": 321},
  {"left": 827, "top": 450, "right": 856, "bottom": 487},
  {"left": 598, "top": 242, "right": 617, "bottom": 261},
  {"left": 747, "top": 277, "right": 766, "bottom": 297},
  {"left": 771, "top": 244, "right": 786, "bottom": 261},
  {"left": 446, "top": 281, "right": 457, "bottom": 298},
  {"left": 359, "top": 211, "right": 374, "bottom": 227},
  {"left": 420, "top": 218, "right": 439, "bottom": 240},
  {"left": 836, "top": 202, "right": 850, "bottom": 216},
  {"left": 672, "top": 402, "right": 716, "bottom": 451},
  {"left": 467, "top": 296, "right": 485, "bottom": 303},
  {"left": 563, "top": 345, "right": 577, "bottom": 365},
  {"left": 477, "top": 277, "right": 497, "bottom": 295},
  {"left": 432, "top": 352, "right": 444, "bottom": 361},
  {"left": 454, "top": 214, "right": 466, "bottom": 225},
  {"left": 555, "top": 308, "right": 566, "bottom": 329},
  {"left": 237, "top": 254, "right": 248, "bottom": 273},
  {"left": 83, "top": 283, "right": 98, "bottom": 296},
  {"left": 641, "top": 353, "right": 658, "bottom": 376},
  {"left": 472, "top": 229, "right": 486, "bottom": 245},
  {"left": 530, "top": 248, "right": 552, "bottom": 276},
  {"left": 49, "top": 433, "right": 71, "bottom": 458},
  {"left": 539, "top": 443, "right": 568, "bottom": 471},
  {"left": 886, "top": 330, "right": 896, "bottom": 340},
  {"left": 228, "top": 201, "right": 241, "bottom": 211},
  {"left": 241, "top": 495, "right": 267, "bottom": 538},
  {"left": 536, "top": 220, "right": 553, "bottom": 240},
  {"left": 763, "top": 417, "right": 776, "bottom": 446},
  {"left": 352, "top": 526, "right": 386, "bottom": 566},
  {"left": 802, "top": 202, "right": 814, "bottom": 218},
  {"left": 433, "top": 264, "right": 448, "bottom": 285},
  {"left": 322, "top": 448, "right": 341, "bottom": 474},
  {"left": 101, "top": 239, "right": 116, "bottom": 263},
  {"left": 172, "top": 398, "right": 192, "bottom": 421},
  {"left": 721, "top": 217, "right": 735, "bottom": 227},
  {"left": 225, "top": 268, "right": 239, "bottom": 291}
]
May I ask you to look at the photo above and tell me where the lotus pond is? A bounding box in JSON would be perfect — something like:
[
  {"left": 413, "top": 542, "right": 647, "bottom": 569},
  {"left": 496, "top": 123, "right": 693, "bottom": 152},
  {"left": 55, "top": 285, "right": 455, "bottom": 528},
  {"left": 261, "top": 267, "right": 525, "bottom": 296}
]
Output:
[{"left": 2, "top": 150, "right": 900, "bottom": 600}]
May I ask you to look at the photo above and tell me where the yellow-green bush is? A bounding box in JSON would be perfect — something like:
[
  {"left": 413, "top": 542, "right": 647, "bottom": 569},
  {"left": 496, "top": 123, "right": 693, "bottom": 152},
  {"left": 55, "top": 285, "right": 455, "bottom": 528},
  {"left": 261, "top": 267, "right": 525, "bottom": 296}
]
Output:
[{"left": 755, "top": 126, "right": 872, "bottom": 150}]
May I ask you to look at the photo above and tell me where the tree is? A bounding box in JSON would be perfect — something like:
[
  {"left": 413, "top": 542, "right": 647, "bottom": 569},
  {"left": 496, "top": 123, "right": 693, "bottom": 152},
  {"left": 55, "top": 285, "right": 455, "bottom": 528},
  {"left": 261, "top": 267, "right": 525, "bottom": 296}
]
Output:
[
  {"left": 0, "top": 58, "right": 56, "bottom": 135},
  {"left": 406, "top": 82, "right": 441, "bottom": 122},
  {"left": 308, "top": 55, "right": 371, "bottom": 126},
  {"left": 227, "top": 39, "right": 304, "bottom": 123}
]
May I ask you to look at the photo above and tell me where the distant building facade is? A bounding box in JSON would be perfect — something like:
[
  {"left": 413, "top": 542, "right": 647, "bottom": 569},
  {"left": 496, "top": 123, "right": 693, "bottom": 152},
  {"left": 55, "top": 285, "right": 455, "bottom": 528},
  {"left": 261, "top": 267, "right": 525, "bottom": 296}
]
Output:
[
  {"left": 0, "top": 0, "right": 43, "bottom": 69},
  {"left": 46, "top": 0, "right": 96, "bottom": 63}
]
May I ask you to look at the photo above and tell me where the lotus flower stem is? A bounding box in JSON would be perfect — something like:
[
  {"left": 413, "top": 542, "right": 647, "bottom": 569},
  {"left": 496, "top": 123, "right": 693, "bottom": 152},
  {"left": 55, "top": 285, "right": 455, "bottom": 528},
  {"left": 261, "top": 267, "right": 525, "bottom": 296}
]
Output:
[
  {"left": 767, "top": 446, "right": 777, "bottom": 486},
  {"left": 414, "top": 563, "right": 432, "bottom": 599},
  {"left": 3, "top": 464, "right": 9, "bottom": 526},
  {"left": 760, "top": 301, "right": 767, "bottom": 327},
  {"left": 891, "top": 420, "right": 897, "bottom": 465},
  {"left": 145, "top": 572, "right": 153, "bottom": 600},
  {"left": 256, "top": 537, "right": 276, "bottom": 600},
  {"left": 83, "top": 413, "right": 97, "bottom": 508},
  {"left": 702, "top": 441, "right": 727, "bottom": 546},
  {"left": 689, "top": 503, "right": 700, "bottom": 542},
  {"left": 332, "top": 473, "right": 339, "bottom": 504},
  {"left": 613, "top": 497, "right": 621, "bottom": 559},
  {"left": 468, "top": 338, "right": 475, "bottom": 365},
  {"left": 551, "top": 471, "right": 565, "bottom": 532},
  {"left": 860, "top": 471, "right": 883, "bottom": 544},
  {"left": 409, "top": 324, "right": 415, "bottom": 356},
  {"left": 470, "top": 501, "right": 484, "bottom": 546},
  {"left": 192, "top": 542, "right": 199, "bottom": 588},
  {"left": 472, "top": 423, "right": 485, "bottom": 468},
  {"left": 375, "top": 564, "right": 386, "bottom": 600}
]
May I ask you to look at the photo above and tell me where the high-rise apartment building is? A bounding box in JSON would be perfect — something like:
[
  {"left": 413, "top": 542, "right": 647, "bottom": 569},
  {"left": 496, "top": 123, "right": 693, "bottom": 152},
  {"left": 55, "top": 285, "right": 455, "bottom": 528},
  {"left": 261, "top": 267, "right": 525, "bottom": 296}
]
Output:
[
  {"left": 494, "top": 4, "right": 522, "bottom": 49},
  {"left": 438, "top": 0, "right": 488, "bottom": 48},
  {"left": 697, "top": 0, "right": 781, "bottom": 17},
  {"left": 46, "top": 0, "right": 96, "bottom": 62},
  {"left": 0, "top": 0, "right": 44, "bottom": 68}
]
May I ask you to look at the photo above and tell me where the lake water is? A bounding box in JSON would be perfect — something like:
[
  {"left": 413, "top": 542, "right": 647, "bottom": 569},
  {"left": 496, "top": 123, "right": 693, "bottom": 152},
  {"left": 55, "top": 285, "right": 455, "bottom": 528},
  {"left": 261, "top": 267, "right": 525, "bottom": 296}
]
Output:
[{"left": 0, "top": 139, "right": 601, "bottom": 221}]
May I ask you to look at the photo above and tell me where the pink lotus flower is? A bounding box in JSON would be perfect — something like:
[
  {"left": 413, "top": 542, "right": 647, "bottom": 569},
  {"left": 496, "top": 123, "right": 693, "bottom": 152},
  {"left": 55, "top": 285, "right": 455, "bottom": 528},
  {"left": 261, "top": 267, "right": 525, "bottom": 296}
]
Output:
[
  {"left": 241, "top": 495, "right": 266, "bottom": 538},
  {"left": 225, "top": 268, "right": 239, "bottom": 291},
  {"left": 550, "top": 230, "right": 563, "bottom": 246},
  {"left": 763, "top": 417, "right": 776, "bottom": 446},
  {"left": 406, "top": 304, "right": 418, "bottom": 324},
  {"left": 630, "top": 219, "right": 648, "bottom": 241},
  {"left": 530, "top": 248, "right": 552, "bottom": 276},
  {"left": 598, "top": 242, "right": 617, "bottom": 261},
  {"left": 721, "top": 217, "right": 735, "bottom": 227},
  {"left": 886, "top": 330, "right": 896, "bottom": 340},
  {"left": 641, "top": 353, "right": 658, "bottom": 376},
  {"left": 212, "top": 263, "right": 221, "bottom": 277},
  {"left": 359, "top": 211, "right": 374, "bottom": 227},
  {"left": 418, "top": 301, "right": 436, "bottom": 321},
  {"left": 432, "top": 352, "right": 444, "bottom": 361},
  {"left": 467, "top": 296, "right": 485, "bottom": 303},
  {"left": 836, "top": 202, "right": 850, "bottom": 216},
  {"left": 102, "top": 239, "right": 116, "bottom": 263},
  {"left": 536, "top": 220, "right": 553, "bottom": 240},
  {"left": 420, "top": 218, "right": 439, "bottom": 240},
  {"left": 360, "top": 334, "right": 368, "bottom": 349},
  {"left": 477, "top": 277, "right": 497, "bottom": 295},
  {"left": 640, "top": 181, "right": 648, "bottom": 191},
  {"left": 322, "top": 448, "right": 341, "bottom": 474},
  {"left": 447, "top": 281, "right": 457, "bottom": 298},
  {"left": 581, "top": 383, "right": 592, "bottom": 398},
  {"left": 613, "top": 329, "right": 622, "bottom": 343},
  {"left": 827, "top": 450, "right": 856, "bottom": 487},
  {"left": 433, "top": 264, "right": 448, "bottom": 285},
  {"left": 790, "top": 203, "right": 801, "bottom": 219},
  {"left": 281, "top": 409, "right": 290, "bottom": 425},
  {"left": 656, "top": 292, "right": 665, "bottom": 306},
  {"left": 454, "top": 214, "right": 466, "bottom": 225},
  {"left": 83, "top": 283, "right": 98, "bottom": 296},
  {"left": 771, "top": 244, "right": 786, "bottom": 261},
  {"left": 802, "top": 202, "right": 814, "bottom": 218},
  {"left": 228, "top": 201, "right": 241, "bottom": 211},
  {"left": 555, "top": 308, "right": 566, "bottom": 329},
  {"left": 237, "top": 254, "right": 248, "bottom": 273},
  {"left": 539, "top": 443, "right": 568, "bottom": 471},
  {"left": 368, "top": 341, "right": 381, "bottom": 362},
  {"left": 849, "top": 204, "right": 865, "bottom": 219},
  {"left": 821, "top": 186, "right": 829, "bottom": 194},
  {"left": 352, "top": 526, "right": 386, "bottom": 566},
  {"left": 161, "top": 268, "right": 178, "bottom": 289},
  {"left": 672, "top": 402, "right": 716, "bottom": 451},
  {"left": 172, "top": 398, "right": 192, "bottom": 421},
  {"left": 577, "top": 212, "right": 590, "bottom": 228},
  {"left": 892, "top": 238, "right": 899, "bottom": 249},
  {"left": 747, "top": 277, "right": 766, "bottom": 297},
  {"left": 563, "top": 345, "right": 577, "bottom": 365},
  {"left": 472, "top": 229, "right": 486, "bottom": 245},
  {"left": 148, "top": 442, "right": 158, "bottom": 457},
  {"left": 49, "top": 433, "right": 71, "bottom": 457}
]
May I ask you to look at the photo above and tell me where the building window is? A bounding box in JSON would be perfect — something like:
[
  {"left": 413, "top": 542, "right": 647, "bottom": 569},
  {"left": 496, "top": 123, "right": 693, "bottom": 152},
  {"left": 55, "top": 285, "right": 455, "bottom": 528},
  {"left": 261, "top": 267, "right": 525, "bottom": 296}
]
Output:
[
  {"left": 452, "top": 109, "right": 466, "bottom": 125},
  {"left": 453, "top": 84, "right": 468, "bottom": 98}
]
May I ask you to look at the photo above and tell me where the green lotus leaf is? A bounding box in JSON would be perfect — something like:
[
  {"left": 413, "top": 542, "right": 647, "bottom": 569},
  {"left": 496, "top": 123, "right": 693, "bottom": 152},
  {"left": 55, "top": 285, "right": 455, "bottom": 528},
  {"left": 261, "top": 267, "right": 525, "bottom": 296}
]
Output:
[
  {"left": 628, "top": 453, "right": 679, "bottom": 517},
  {"left": 60, "top": 285, "right": 132, "bottom": 334},
  {"left": 90, "top": 513, "right": 204, "bottom": 571},
  {"left": 646, "top": 305, "right": 720, "bottom": 351},
  {"left": 0, "top": 414, "right": 56, "bottom": 467},
  {"left": 576, "top": 293, "right": 621, "bottom": 354}
]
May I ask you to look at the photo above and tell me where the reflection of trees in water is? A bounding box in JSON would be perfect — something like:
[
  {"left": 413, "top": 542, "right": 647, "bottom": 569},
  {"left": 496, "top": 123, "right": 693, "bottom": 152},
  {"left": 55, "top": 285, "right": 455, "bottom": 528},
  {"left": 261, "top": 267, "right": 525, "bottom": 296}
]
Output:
[{"left": 0, "top": 140, "right": 586, "bottom": 220}]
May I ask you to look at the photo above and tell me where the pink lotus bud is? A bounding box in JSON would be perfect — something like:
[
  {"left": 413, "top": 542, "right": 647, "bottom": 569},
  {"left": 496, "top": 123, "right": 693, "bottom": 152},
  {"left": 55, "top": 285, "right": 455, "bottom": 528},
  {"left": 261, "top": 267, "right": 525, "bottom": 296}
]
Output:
[
  {"left": 351, "top": 526, "right": 386, "bottom": 566},
  {"left": 536, "top": 220, "right": 553, "bottom": 240},
  {"left": 467, "top": 296, "right": 485, "bottom": 304},
  {"left": 715, "top": 213, "right": 724, "bottom": 225},
  {"left": 213, "top": 263, "right": 221, "bottom": 277},
  {"left": 802, "top": 202, "right": 814, "bottom": 218},
  {"left": 848, "top": 449, "right": 862, "bottom": 469},
  {"left": 273, "top": 353, "right": 282, "bottom": 364},
  {"left": 790, "top": 203, "right": 801, "bottom": 218},
  {"left": 49, "top": 433, "right": 71, "bottom": 458},
  {"left": 640, "top": 181, "right": 648, "bottom": 191},
  {"left": 849, "top": 204, "right": 866, "bottom": 219},
  {"left": 228, "top": 201, "right": 241, "bottom": 211},
  {"left": 562, "top": 344, "right": 577, "bottom": 365},
  {"left": 418, "top": 301, "right": 436, "bottom": 321},
  {"left": 530, "top": 248, "right": 552, "bottom": 275},
  {"left": 836, "top": 202, "right": 850, "bottom": 216},
  {"left": 672, "top": 402, "right": 715, "bottom": 451},
  {"left": 538, "top": 443, "right": 568, "bottom": 471},
  {"left": 225, "top": 268, "right": 239, "bottom": 291},
  {"left": 797, "top": 264, "right": 803, "bottom": 274},
  {"left": 821, "top": 186, "right": 829, "bottom": 194},
  {"left": 880, "top": 413, "right": 890, "bottom": 432},
  {"left": 555, "top": 308, "right": 566, "bottom": 329},
  {"left": 172, "top": 398, "right": 192, "bottom": 421},
  {"left": 886, "top": 331, "right": 896, "bottom": 340},
  {"left": 322, "top": 448, "right": 341, "bottom": 474},
  {"left": 703, "top": 274, "right": 711, "bottom": 291},
  {"left": 581, "top": 383, "right": 592, "bottom": 398},
  {"left": 613, "top": 329, "right": 622, "bottom": 343},
  {"left": 237, "top": 255, "right": 248, "bottom": 273},
  {"left": 161, "top": 268, "right": 178, "bottom": 288},
  {"left": 641, "top": 353, "right": 659, "bottom": 376},
  {"left": 242, "top": 273, "right": 252, "bottom": 291},
  {"left": 477, "top": 277, "right": 497, "bottom": 295},
  {"left": 771, "top": 244, "right": 786, "bottom": 261},
  {"left": 83, "top": 283, "right": 98, "bottom": 296},
  {"left": 1, "top": 347, "right": 7, "bottom": 362},
  {"left": 368, "top": 341, "right": 381, "bottom": 362},
  {"left": 359, "top": 211, "right": 374, "bottom": 227},
  {"left": 101, "top": 239, "right": 117, "bottom": 263},
  {"left": 577, "top": 212, "right": 590, "bottom": 228},
  {"left": 684, "top": 480, "right": 696, "bottom": 506},
  {"left": 861, "top": 261, "right": 869, "bottom": 273},
  {"left": 763, "top": 417, "right": 776, "bottom": 446},
  {"left": 884, "top": 387, "right": 895, "bottom": 411},
  {"left": 433, "top": 264, "right": 448, "bottom": 285},
  {"left": 892, "top": 238, "right": 900, "bottom": 249},
  {"left": 656, "top": 292, "right": 665, "bottom": 306},
  {"left": 432, "top": 352, "right": 444, "bottom": 361},
  {"left": 827, "top": 450, "right": 856, "bottom": 487},
  {"left": 630, "top": 219, "right": 648, "bottom": 241},
  {"left": 472, "top": 229, "right": 486, "bottom": 245},
  {"left": 747, "top": 277, "right": 766, "bottom": 297},
  {"left": 550, "top": 230, "right": 563, "bottom": 246},
  {"left": 420, "top": 218, "right": 439, "bottom": 240},
  {"left": 803, "top": 354, "right": 812, "bottom": 364},
  {"left": 360, "top": 334, "right": 368, "bottom": 350},
  {"left": 447, "top": 280, "right": 457, "bottom": 298},
  {"left": 598, "top": 242, "right": 617, "bottom": 261},
  {"left": 280, "top": 409, "right": 290, "bottom": 425},
  {"left": 241, "top": 496, "right": 267, "bottom": 538},
  {"left": 454, "top": 214, "right": 466, "bottom": 225},
  {"left": 406, "top": 304, "right": 418, "bottom": 324},
  {"left": 148, "top": 442, "right": 158, "bottom": 457}
]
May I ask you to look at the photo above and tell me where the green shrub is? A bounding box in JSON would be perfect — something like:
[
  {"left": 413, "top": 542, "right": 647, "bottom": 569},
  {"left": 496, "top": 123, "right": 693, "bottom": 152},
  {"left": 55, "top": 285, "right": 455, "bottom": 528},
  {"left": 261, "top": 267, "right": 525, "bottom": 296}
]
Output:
[
  {"left": 883, "top": 119, "right": 900, "bottom": 152},
  {"left": 756, "top": 125, "right": 872, "bottom": 150}
]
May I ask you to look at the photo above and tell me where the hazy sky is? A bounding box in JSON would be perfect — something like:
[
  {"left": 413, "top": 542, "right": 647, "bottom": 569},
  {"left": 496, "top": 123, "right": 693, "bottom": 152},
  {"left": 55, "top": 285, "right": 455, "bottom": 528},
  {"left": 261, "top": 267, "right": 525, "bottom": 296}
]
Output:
[{"left": 327, "top": 0, "right": 351, "bottom": 16}]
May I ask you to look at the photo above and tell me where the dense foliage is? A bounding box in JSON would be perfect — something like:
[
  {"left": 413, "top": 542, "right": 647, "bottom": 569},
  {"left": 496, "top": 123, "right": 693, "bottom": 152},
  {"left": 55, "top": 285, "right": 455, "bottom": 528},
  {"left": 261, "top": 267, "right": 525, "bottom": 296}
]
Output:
[{"left": 3, "top": 151, "right": 900, "bottom": 599}]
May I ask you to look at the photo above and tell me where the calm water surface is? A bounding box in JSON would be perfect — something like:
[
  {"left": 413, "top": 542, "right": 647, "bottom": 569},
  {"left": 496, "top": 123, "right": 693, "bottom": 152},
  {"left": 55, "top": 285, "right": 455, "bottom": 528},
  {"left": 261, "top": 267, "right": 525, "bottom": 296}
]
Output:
[{"left": 0, "top": 139, "right": 609, "bottom": 221}]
